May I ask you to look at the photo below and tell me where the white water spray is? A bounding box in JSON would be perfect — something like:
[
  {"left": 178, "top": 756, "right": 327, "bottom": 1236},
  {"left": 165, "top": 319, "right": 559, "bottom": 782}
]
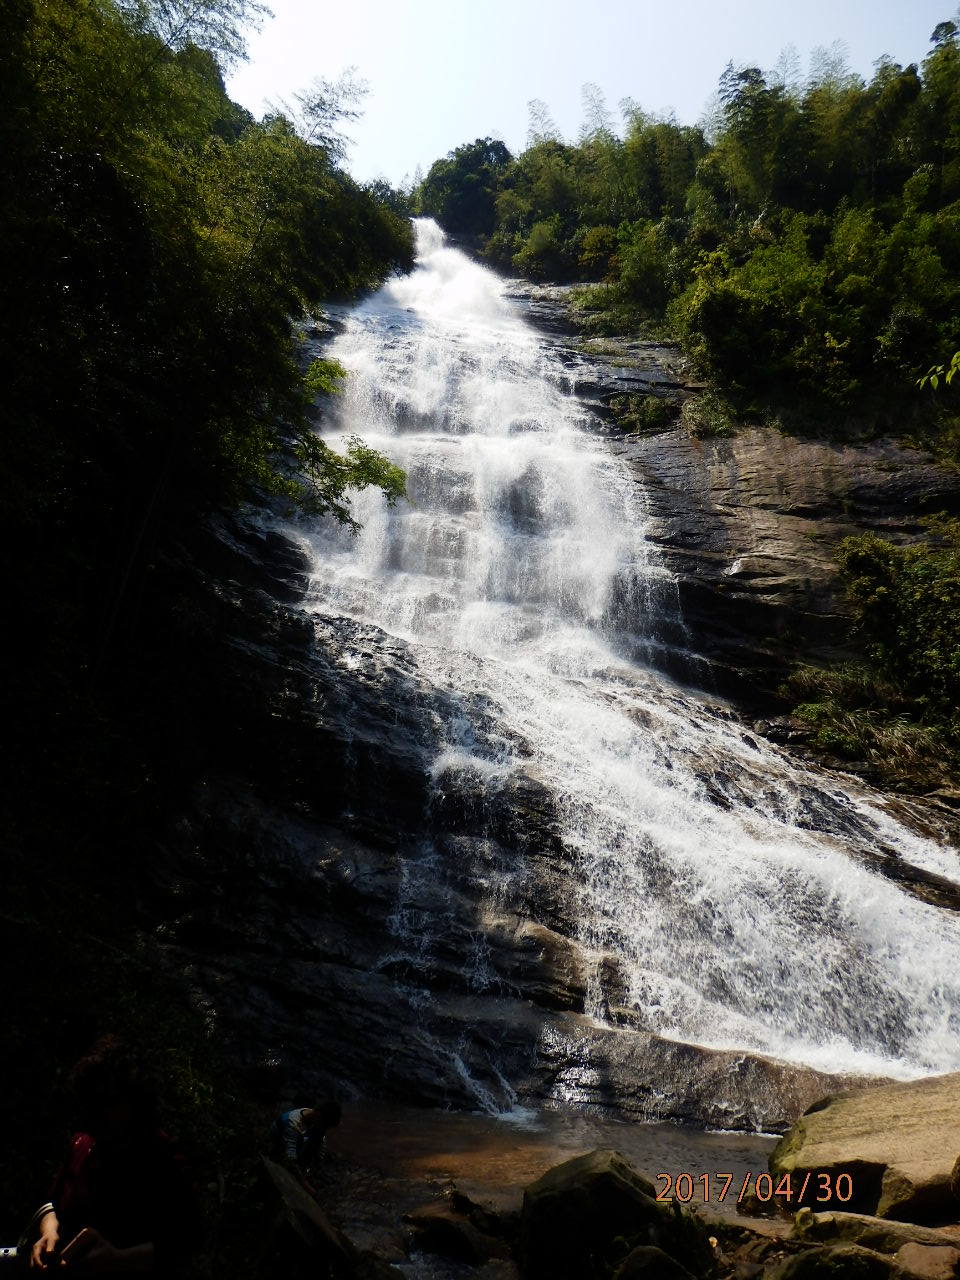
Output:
[{"left": 298, "top": 220, "right": 960, "bottom": 1085}]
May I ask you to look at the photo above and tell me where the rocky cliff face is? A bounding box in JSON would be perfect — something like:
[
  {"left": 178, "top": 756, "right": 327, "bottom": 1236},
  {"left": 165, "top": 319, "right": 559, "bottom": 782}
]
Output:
[
  {"left": 148, "top": 516, "right": 957, "bottom": 1137},
  {"left": 508, "top": 282, "right": 960, "bottom": 702},
  {"left": 153, "top": 516, "right": 858, "bottom": 1132},
  {"left": 140, "top": 282, "right": 960, "bottom": 1138},
  {"left": 621, "top": 426, "right": 959, "bottom": 697}
]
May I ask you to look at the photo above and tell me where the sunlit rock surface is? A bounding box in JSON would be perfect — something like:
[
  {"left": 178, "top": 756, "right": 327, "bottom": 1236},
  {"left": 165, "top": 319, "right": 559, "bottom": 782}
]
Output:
[{"left": 772, "top": 1074, "right": 960, "bottom": 1221}]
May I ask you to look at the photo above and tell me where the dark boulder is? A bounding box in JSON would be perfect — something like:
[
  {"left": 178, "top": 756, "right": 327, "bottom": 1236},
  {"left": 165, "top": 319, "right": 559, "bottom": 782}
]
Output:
[
  {"left": 403, "top": 1201, "right": 509, "bottom": 1264},
  {"left": 520, "top": 1148, "right": 714, "bottom": 1280},
  {"left": 258, "top": 1157, "right": 402, "bottom": 1280}
]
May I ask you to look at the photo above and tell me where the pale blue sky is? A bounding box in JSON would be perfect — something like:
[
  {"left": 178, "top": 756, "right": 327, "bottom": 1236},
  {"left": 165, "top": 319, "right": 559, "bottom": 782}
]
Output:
[{"left": 227, "top": 0, "right": 956, "bottom": 186}]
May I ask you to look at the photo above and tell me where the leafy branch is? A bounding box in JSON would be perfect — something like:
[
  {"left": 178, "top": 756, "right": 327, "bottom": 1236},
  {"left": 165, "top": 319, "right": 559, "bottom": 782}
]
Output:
[{"left": 918, "top": 350, "right": 960, "bottom": 390}]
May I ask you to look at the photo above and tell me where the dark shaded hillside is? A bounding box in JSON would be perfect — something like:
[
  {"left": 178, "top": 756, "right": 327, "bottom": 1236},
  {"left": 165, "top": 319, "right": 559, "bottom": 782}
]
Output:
[
  {"left": 1, "top": 0, "right": 412, "bottom": 877},
  {"left": 0, "top": 0, "right": 412, "bottom": 1241}
]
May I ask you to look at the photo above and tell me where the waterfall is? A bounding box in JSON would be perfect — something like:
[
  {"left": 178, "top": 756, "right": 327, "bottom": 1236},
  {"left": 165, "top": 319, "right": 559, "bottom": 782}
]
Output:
[{"left": 295, "top": 219, "right": 960, "bottom": 1092}]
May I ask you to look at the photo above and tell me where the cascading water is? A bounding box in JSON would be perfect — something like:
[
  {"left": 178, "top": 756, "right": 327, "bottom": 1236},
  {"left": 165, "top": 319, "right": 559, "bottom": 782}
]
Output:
[{"left": 295, "top": 219, "right": 960, "bottom": 1104}]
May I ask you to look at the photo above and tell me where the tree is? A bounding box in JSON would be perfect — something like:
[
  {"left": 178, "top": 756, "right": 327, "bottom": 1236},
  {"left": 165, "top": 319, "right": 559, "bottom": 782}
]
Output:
[
  {"left": 119, "top": 0, "right": 270, "bottom": 59},
  {"left": 270, "top": 67, "right": 367, "bottom": 161},
  {"left": 527, "top": 98, "right": 560, "bottom": 147},
  {"left": 1, "top": 0, "right": 415, "bottom": 688},
  {"left": 579, "top": 82, "right": 614, "bottom": 142},
  {"left": 418, "top": 137, "right": 512, "bottom": 235}
]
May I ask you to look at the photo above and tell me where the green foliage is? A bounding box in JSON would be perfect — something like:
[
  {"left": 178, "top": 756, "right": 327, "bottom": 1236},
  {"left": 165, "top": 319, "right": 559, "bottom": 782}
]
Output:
[
  {"left": 418, "top": 137, "right": 511, "bottom": 236},
  {"left": 577, "top": 223, "right": 618, "bottom": 277},
  {"left": 2, "top": 0, "right": 415, "bottom": 636},
  {"left": 679, "top": 390, "right": 737, "bottom": 436},
  {"left": 616, "top": 219, "right": 674, "bottom": 312},
  {"left": 838, "top": 521, "right": 960, "bottom": 713},
  {"left": 785, "top": 663, "right": 956, "bottom": 785},
  {"left": 514, "top": 215, "right": 566, "bottom": 278},
  {"left": 417, "top": 18, "right": 960, "bottom": 430},
  {"left": 288, "top": 435, "right": 406, "bottom": 527},
  {"left": 784, "top": 520, "right": 960, "bottom": 785},
  {"left": 304, "top": 357, "right": 347, "bottom": 397},
  {"left": 0, "top": 5, "right": 417, "bottom": 856},
  {"left": 920, "top": 349, "right": 960, "bottom": 388},
  {"left": 608, "top": 394, "right": 678, "bottom": 433},
  {"left": 570, "top": 283, "right": 649, "bottom": 336}
]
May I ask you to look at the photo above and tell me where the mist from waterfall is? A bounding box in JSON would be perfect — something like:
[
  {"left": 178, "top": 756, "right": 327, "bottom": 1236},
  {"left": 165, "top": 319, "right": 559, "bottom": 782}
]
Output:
[{"left": 295, "top": 218, "right": 960, "bottom": 1087}]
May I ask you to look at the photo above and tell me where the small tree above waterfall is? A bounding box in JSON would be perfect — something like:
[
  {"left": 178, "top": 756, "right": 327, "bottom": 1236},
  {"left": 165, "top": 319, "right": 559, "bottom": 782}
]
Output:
[{"left": 418, "top": 137, "right": 512, "bottom": 236}]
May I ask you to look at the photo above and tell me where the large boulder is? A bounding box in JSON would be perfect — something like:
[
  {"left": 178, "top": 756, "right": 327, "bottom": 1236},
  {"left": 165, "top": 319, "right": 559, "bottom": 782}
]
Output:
[
  {"left": 894, "top": 1242, "right": 960, "bottom": 1279},
  {"left": 258, "top": 1157, "right": 401, "bottom": 1280},
  {"left": 520, "top": 1148, "right": 714, "bottom": 1280},
  {"left": 770, "top": 1074, "right": 960, "bottom": 1222}
]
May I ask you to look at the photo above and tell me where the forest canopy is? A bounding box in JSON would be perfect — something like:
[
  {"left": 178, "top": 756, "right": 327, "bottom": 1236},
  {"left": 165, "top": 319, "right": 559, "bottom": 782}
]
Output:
[
  {"left": 415, "top": 24, "right": 960, "bottom": 428},
  {"left": 2, "top": 0, "right": 413, "bottom": 540}
]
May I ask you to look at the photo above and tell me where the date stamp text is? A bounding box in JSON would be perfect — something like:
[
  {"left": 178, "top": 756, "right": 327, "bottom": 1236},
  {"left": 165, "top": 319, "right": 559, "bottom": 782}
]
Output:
[{"left": 655, "top": 1171, "right": 854, "bottom": 1206}]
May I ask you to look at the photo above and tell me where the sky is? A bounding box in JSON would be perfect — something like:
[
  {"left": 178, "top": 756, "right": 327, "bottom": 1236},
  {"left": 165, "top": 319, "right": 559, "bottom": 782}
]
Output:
[{"left": 226, "top": 0, "right": 956, "bottom": 186}]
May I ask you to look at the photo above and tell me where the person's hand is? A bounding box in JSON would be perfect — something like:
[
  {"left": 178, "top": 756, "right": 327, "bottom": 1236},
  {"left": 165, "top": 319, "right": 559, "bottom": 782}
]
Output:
[{"left": 30, "top": 1213, "right": 60, "bottom": 1270}]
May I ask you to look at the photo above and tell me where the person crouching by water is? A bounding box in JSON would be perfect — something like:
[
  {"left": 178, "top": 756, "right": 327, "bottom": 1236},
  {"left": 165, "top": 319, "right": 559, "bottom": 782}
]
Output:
[
  {"left": 270, "top": 1101, "right": 341, "bottom": 1180},
  {"left": 31, "top": 1036, "right": 200, "bottom": 1273}
]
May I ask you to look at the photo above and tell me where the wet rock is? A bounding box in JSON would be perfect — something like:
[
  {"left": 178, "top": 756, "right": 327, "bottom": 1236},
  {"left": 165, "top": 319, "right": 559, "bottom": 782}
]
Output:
[
  {"left": 161, "top": 748, "right": 875, "bottom": 1127},
  {"left": 516, "top": 1017, "right": 873, "bottom": 1133},
  {"left": 929, "top": 790, "right": 960, "bottom": 810},
  {"left": 404, "top": 1201, "right": 509, "bottom": 1264},
  {"left": 488, "top": 917, "right": 588, "bottom": 1011},
  {"left": 706, "top": 1219, "right": 805, "bottom": 1279},
  {"left": 448, "top": 1187, "right": 519, "bottom": 1242},
  {"left": 508, "top": 282, "right": 960, "bottom": 704},
  {"left": 619, "top": 427, "right": 960, "bottom": 702},
  {"left": 137, "top": 314, "right": 958, "bottom": 1144},
  {"left": 753, "top": 718, "right": 809, "bottom": 746},
  {"left": 144, "top": 505, "right": 923, "bottom": 1136},
  {"left": 770, "top": 1074, "right": 960, "bottom": 1221},
  {"left": 893, "top": 1242, "right": 960, "bottom": 1279},
  {"left": 520, "top": 1149, "right": 714, "bottom": 1280}
]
